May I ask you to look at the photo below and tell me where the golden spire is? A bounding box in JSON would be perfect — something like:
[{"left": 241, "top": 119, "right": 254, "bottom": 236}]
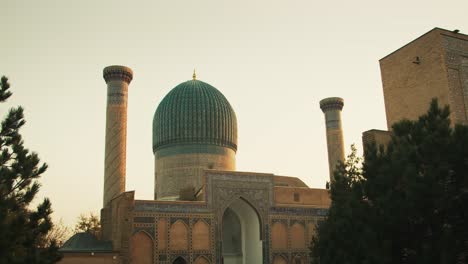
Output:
[{"left": 192, "top": 69, "right": 197, "bottom": 80}]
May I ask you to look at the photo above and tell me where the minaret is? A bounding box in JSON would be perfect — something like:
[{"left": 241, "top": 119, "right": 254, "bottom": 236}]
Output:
[
  {"left": 320, "top": 97, "right": 345, "bottom": 182},
  {"left": 102, "top": 65, "right": 133, "bottom": 207}
]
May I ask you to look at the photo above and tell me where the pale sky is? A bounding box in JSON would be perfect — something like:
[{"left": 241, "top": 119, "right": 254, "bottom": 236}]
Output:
[{"left": 1, "top": 0, "right": 467, "bottom": 227}]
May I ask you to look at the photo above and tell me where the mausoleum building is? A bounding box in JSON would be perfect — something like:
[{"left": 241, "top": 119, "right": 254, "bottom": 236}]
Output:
[{"left": 59, "top": 27, "right": 468, "bottom": 264}]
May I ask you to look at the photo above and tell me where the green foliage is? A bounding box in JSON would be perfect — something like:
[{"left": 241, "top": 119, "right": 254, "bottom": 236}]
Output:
[
  {"left": 0, "top": 76, "right": 61, "bottom": 264},
  {"left": 311, "top": 99, "right": 468, "bottom": 264},
  {"left": 74, "top": 212, "right": 101, "bottom": 238},
  {"left": 310, "top": 145, "right": 384, "bottom": 264}
]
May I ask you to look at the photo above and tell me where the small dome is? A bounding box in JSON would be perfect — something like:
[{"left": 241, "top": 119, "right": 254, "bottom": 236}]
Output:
[
  {"left": 153, "top": 79, "right": 237, "bottom": 153},
  {"left": 60, "top": 232, "right": 112, "bottom": 252}
]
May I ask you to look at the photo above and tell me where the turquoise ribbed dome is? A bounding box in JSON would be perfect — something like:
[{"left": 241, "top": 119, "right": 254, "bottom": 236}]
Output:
[{"left": 153, "top": 79, "right": 238, "bottom": 153}]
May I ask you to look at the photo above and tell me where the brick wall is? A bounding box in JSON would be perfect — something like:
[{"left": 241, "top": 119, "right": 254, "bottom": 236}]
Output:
[{"left": 380, "top": 28, "right": 468, "bottom": 128}]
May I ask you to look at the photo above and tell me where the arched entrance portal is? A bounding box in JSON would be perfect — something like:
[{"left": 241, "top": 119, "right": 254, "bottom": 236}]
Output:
[
  {"left": 222, "top": 198, "right": 262, "bottom": 264},
  {"left": 173, "top": 256, "right": 187, "bottom": 264}
]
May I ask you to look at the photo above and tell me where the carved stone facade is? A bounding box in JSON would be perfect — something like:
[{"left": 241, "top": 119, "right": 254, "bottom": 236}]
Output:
[
  {"left": 91, "top": 171, "right": 329, "bottom": 264},
  {"left": 60, "top": 27, "right": 467, "bottom": 264},
  {"left": 60, "top": 65, "right": 331, "bottom": 264}
]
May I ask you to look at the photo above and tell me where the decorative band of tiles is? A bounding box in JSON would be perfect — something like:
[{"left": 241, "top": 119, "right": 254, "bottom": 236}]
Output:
[{"left": 270, "top": 207, "right": 328, "bottom": 216}]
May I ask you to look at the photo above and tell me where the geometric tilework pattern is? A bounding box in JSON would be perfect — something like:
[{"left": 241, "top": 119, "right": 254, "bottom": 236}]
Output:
[{"left": 153, "top": 79, "right": 237, "bottom": 153}]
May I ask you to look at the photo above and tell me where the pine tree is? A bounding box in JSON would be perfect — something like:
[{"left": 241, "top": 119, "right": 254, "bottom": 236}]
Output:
[
  {"left": 311, "top": 99, "right": 468, "bottom": 264},
  {"left": 310, "top": 145, "right": 384, "bottom": 264},
  {"left": 364, "top": 100, "right": 468, "bottom": 263},
  {"left": 0, "top": 76, "right": 61, "bottom": 264}
]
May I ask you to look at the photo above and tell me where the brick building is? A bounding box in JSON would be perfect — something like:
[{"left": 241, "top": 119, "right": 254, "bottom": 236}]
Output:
[
  {"left": 364, "top": 28, "right": 468, "bottom": 147},
  {"left": 59, "top": 27, "right": 468, "bottom": 264},
  {"left": 59, "top": 70, "right": 336, "bottom": 264}
]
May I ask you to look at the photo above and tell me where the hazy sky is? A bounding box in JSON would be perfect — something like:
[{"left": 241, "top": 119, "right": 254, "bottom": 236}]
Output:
[{"left": 2, "top": 0, "right": 467, "bottom": 227}]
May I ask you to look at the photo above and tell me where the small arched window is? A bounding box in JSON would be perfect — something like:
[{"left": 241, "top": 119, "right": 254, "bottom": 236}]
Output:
[{"left": 173, "top": 256, "right": 188, "bottom": 264}]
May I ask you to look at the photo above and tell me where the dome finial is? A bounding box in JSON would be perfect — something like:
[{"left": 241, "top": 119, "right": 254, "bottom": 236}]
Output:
[{"left": 192, "top": 69, "right": 197, "bottom": 80}]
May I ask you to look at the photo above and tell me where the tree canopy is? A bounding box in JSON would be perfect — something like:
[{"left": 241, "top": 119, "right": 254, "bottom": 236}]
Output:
[
  {"left": 74, "top": 212, "right": 101, "bottom": 238},
  {"left": 0, "top": 76, "right": 61, "bottom": 263},
  {"left": 311, "top": 99, "right": 468, "bottom": 264}
]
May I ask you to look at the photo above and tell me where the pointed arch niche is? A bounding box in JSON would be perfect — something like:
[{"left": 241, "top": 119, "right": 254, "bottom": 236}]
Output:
[
  {"left": 273, "top": 255, "right": 288, "bottom": 264},
  {"left": 194, "top": 255, "right": 210, "bottom": 264},
  {"left": 271, "top": 222, "right": 287, "bottom": 249},
  {"left": 222, "top": 197, "right": 263, "bottom": 264},
  {"left": 172, "top": 256, "right": 188, "bottom": 264},
  {"left": 290, "top": 222, "right": 306, "bottom": 249},
  {"left": 293, "top": 255, "right": 306, "bottom": 264},
  {"left": 169, "top": 220, "right": 188, "bottom": 250},
  {"left": 192, "top": 220, "right": 210, "bottom": 250},
  {"left": 130, "top": 231, "right": 153, "bottom": 264}
]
